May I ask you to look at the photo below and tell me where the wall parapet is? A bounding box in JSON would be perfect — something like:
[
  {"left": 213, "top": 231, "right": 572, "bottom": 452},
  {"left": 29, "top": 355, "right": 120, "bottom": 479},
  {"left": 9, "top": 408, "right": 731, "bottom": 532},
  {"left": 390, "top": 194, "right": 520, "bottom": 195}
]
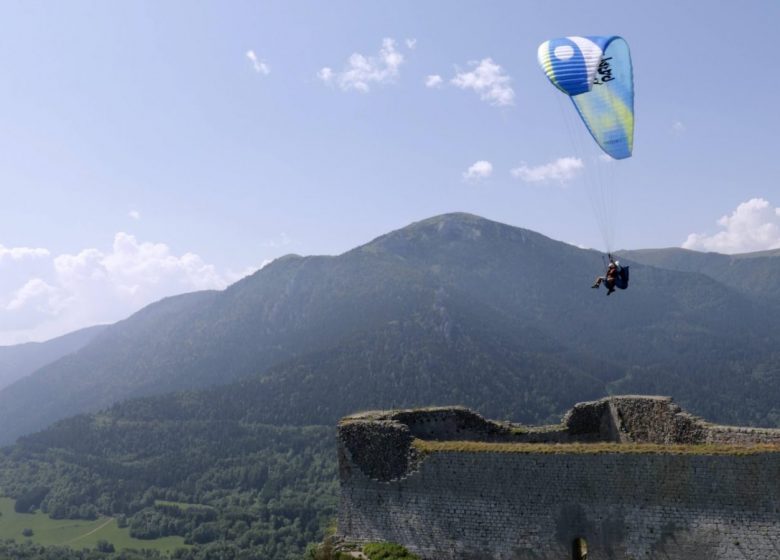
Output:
[{"left": 339, "top": 397, "right": 780, "bottom": 481}]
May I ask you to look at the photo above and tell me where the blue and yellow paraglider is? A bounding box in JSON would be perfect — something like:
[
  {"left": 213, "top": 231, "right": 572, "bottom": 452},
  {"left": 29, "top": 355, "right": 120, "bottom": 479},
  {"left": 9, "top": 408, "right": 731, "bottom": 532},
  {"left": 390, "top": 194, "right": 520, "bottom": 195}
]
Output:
[
  {"left": 538, "top": 36, "right": 634, "bottom": 293},
  {"left": 537, "top": 36, "right": 634, "bottom": 160}
]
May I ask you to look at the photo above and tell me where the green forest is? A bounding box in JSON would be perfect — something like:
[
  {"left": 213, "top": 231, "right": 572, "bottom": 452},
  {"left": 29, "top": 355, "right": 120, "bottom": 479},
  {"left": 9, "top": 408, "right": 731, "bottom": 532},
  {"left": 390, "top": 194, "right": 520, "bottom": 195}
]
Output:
[{"left": 0, "top": 406, "right": 338, "bottom": 560}]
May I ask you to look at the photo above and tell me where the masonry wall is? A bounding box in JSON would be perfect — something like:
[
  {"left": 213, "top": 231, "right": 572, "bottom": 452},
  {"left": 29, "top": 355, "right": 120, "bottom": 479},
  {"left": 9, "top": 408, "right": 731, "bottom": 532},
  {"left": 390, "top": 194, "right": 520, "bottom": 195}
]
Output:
[
  {"left": 339, "top": 448, "right": 780, "bottom": 560},
  {"left": 338, "top": 397, "right": 780, "bottom": 560}
]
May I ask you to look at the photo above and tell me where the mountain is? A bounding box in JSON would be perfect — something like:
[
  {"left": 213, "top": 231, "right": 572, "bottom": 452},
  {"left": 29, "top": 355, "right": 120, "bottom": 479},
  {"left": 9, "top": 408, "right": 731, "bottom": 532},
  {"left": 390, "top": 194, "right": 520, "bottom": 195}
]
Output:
[
  {"left": 2, "top": 213, "right": 780, "bottom": 445},
  {"left": 0, "top": 325, "right": 107, "bottom": 391},
  {"left": 621, "top": 247, "right": 780, "bottom": 302}
]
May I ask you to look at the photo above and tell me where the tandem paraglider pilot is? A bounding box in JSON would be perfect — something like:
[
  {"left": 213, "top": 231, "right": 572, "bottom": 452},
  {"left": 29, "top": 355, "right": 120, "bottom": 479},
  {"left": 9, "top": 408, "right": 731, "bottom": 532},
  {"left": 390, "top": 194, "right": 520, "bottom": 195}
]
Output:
[{"left": 592, "top": 256, "right": 629, "bottom": 296}]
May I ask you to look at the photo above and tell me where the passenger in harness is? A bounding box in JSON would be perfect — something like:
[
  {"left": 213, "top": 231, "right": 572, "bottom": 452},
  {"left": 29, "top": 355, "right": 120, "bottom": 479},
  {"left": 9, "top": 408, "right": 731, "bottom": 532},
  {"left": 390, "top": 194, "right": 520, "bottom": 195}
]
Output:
[{"left": 591, "top": 255, "right": 629, "bottom": 295}]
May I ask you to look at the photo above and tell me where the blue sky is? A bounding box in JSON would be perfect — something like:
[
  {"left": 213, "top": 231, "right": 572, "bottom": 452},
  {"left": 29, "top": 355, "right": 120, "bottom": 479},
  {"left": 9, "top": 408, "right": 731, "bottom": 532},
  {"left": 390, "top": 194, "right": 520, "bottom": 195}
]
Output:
[{"left": 1, "top": 1, "right": 779, "bottom": 343}]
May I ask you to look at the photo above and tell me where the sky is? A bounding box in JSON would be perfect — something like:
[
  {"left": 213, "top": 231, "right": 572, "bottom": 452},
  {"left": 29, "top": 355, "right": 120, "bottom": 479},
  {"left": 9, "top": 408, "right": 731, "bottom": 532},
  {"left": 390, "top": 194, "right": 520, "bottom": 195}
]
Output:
[{"left": 1, "top": 1, "right": 779, "bottom": 344}]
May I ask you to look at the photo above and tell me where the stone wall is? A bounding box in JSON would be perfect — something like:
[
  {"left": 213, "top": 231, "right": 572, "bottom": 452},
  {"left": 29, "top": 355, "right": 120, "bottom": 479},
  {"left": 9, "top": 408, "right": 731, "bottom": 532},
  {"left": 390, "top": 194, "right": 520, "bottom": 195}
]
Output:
[
  {"left": 392, "top": 407, "right": 513, "bottom": 442},
  {"left": 339, "top": 449, "right": 780, "bottom": 559},
  {"left": 707, "top": 424, "right": 780, "bottom": 445},
  {"left": 338, "top": 396, "right": 780, "bottom": 559}
]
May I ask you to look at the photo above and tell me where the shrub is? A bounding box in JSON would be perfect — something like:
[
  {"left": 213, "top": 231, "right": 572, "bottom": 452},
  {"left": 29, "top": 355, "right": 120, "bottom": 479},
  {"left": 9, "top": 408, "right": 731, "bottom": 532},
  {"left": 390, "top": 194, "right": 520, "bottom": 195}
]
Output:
[
  {"left": 304, "top": 539, "right": 352, "bottom": 560},
  {"left": 96, "top": 540, "right": 115, "bottom": 553}
]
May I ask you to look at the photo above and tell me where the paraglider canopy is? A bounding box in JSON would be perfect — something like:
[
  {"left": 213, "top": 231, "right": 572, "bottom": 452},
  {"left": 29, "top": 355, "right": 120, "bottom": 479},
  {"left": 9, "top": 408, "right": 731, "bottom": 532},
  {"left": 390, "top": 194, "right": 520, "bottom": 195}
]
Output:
[{"left": 537, "top": 36, "right": 634, "bottom": 160}]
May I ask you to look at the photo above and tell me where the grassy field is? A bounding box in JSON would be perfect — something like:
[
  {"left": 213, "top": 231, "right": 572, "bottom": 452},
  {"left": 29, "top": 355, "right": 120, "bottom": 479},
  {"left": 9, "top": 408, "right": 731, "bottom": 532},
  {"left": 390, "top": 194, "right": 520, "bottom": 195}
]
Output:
[{"left": 0, "top": 497, "right": 187, "bottom": 551}]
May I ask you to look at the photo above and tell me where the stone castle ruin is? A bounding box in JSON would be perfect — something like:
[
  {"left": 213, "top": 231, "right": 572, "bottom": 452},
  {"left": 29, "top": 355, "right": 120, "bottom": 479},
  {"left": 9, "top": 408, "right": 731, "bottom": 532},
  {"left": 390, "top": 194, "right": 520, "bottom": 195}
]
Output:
[{"left": 337, "top": 396, "right": 780, "bottom": 559}]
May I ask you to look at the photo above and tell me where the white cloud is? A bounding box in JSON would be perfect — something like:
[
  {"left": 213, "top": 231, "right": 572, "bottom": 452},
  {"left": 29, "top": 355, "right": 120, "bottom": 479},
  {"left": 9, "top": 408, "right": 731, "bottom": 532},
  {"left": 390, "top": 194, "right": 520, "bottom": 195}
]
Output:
[
  {"left": 511, "top": 157, "right": 583, "bottom": 184},
  {"left": 317, "top": 67, "right": 334, "bottom": 82},
  {"left": 682, "top": 198, "right": 780, "bottom": 254},
  {"left": 6, "top": 278, "right": 61, "bottom": 312},
  {"left": 128, "top": 210, "right": 141, "bottom": 220},
  {"left": 0, "top": 244, "right": 49, "bottom": 262},
  {"left": 405, "top": 38, "right": 417, "bottom": 50},
  {"left": 451, "top": 58, "right": 514, "bottom": 106},
  {"left": 672, "top": 121, "right": 686, "bottom": 133},
  {"left": 0, "top": 233, "right": 262, "bottom": 344},
  {"left": 318, "top": 38, "right": 404, "bottom": 92},
  {"left": 246, "top": 50, "right": 271, "bottom": 75},
  {"left": 463, "top": 160, "right": 493, "bottom": 182},
  {"left": 425, "top": 74, "right": 443, "bottom": 88}
]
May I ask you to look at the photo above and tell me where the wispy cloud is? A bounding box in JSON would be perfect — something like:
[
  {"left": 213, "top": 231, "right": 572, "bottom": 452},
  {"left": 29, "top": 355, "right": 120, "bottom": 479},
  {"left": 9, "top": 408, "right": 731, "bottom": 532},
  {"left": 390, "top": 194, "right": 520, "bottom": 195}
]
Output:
[
  {"left": 262, "top": 232, "right": 292, "bottom": 249},
  {"left": 128, "top": 210, "right": 141, "bottom": 220},
  {"left": 451, "top": 58, "right": 514, "bottom": 106},
  {"left": 463, "top": 160, "right": 493, "bottom": 182},
  {"left": 405, "top": 38, "right": 417, "bottom": 50},
  {"left": 318, "top": 38, "right": 404, "bottom": 92},
  {"left": 672, "top": 120, "right": 686, "bottom": 134},
  {"left": 682, "top": 198, "right": 780, "bottom": 254},
  {"left": 246, "top": 50, "right": 271, "bottom": 75},
  {"left": 317, "top": 67, "right": 334, "bottom": 82},
  {"left": 511, "top": 157, "right": 583, "bottom": 184},
  {"left": 425, "top": 74, "right": 443, "bottom": 88}
]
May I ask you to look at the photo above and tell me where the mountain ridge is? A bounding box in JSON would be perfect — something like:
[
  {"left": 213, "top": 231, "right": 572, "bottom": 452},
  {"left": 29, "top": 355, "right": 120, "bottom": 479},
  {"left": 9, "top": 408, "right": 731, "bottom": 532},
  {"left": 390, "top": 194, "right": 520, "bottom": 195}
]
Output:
[
  {"left": 622, "top": 246, "right": 780, "bottom": 302},
  {"left": 0, "top": 325, "right": 107, "bottom": 392},
  {"left": 1, "top": 212, "right": 779, "bottom": 444}
]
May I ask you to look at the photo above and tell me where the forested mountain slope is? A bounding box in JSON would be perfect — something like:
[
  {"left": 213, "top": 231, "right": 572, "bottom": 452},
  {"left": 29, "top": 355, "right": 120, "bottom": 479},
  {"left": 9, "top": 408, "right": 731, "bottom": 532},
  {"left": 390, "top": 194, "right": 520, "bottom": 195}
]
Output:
[{"left": 2, "top": 213, "right": 779, "bottom": 444}]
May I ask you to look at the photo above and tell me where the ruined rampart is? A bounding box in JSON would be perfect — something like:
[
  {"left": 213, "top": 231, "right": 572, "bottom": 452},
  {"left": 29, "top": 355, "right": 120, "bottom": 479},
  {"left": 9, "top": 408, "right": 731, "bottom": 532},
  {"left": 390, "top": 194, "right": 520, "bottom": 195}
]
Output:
[{"left": 337, "top": 396, "right": 780, "bottom": 560}]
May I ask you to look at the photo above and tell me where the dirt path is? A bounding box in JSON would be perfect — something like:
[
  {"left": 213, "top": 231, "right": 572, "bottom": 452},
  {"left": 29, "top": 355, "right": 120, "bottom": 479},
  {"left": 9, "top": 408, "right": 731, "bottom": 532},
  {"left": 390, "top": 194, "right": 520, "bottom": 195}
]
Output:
[{"left": 66, "top": 516, "right": 114, "bottom": 544}]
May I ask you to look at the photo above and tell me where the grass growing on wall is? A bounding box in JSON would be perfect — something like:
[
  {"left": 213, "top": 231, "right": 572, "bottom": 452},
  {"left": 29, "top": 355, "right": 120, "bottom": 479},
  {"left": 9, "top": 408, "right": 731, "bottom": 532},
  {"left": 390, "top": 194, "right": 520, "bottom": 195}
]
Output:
[{"left": 413, "top": 440, "right": 780, "bottom": 456}]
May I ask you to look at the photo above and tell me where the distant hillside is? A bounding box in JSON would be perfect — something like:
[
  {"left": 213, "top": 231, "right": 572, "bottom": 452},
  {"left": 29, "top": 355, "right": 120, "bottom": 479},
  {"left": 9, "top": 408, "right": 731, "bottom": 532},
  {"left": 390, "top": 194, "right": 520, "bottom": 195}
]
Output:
[
  {"left": 1, "top": 213, "right": 780, "bottom": 444},
  {"left": 0, "top": 325, "right": 107, "bottom": 391},
  {"left": 0, "top": 404, "right": 337, "bottom": 560},
  {"left": 622, "top": 247, "right": 780, "bottom": 302}
]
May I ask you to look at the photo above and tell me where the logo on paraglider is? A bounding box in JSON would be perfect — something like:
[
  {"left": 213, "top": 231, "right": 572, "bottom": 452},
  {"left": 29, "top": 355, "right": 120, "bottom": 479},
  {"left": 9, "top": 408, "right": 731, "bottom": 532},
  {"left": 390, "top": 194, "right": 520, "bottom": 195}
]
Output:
[{"left": 594, "top": 57, "right": 615, "bottom": 85}]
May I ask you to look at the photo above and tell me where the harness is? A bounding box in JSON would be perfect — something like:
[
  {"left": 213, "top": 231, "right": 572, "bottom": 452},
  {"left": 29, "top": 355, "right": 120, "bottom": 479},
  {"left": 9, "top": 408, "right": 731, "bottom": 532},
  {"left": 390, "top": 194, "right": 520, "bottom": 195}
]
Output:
[{"left": 605, "top": 253, "right": 630, "bottom": 290}]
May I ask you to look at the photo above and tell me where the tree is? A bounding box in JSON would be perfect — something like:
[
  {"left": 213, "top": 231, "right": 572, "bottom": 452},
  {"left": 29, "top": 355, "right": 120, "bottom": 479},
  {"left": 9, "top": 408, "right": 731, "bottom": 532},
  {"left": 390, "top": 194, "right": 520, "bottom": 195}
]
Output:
[{"left": 96, "top": 540, "right": 115, "bottom": 553}]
